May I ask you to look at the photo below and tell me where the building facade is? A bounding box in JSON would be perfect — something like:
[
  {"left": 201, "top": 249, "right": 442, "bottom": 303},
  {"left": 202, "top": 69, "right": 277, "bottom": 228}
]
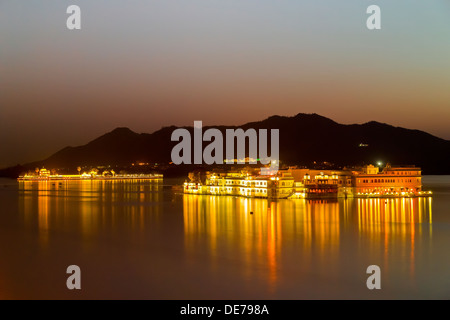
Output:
[
  {"left": 184, "top": 164, "right": 430, "bottom": 199},
  {"left": 352, "top": 164, "right": 423, "bottom": 196},
  {"left": 184, "top": 170, "right": 295, "bottom": 199}
]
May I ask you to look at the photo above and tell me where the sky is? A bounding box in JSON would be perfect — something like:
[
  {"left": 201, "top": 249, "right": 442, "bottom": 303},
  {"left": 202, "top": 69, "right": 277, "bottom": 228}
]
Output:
[{"left": 1, "top": 0, "right": 450, "bottom": 167}]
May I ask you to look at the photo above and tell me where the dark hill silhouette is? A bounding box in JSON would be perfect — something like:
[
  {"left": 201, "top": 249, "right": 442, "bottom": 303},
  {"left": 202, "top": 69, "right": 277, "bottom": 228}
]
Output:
[{"left": 2, "top": 113, "right": 450, "bottom": 177}]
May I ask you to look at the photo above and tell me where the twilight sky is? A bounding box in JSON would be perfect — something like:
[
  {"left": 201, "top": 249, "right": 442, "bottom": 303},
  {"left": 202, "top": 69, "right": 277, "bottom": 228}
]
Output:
[{"left": 1, "top": 0, "right": 450, "bottom": 167}]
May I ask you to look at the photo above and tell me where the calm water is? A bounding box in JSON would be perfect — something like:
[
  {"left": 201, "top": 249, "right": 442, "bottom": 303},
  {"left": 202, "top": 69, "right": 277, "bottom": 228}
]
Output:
[{"left": 0, "top": 176, "right": 449, "bottom": 299}]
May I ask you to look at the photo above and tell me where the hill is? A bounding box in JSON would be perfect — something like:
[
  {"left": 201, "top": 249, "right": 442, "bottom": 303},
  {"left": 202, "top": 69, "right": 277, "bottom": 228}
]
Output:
[{"left": 2, "top": 113, "right": 450, "bottom": 177}]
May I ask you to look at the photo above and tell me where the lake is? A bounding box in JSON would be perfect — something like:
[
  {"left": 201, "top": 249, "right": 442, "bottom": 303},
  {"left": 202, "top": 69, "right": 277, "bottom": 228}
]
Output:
[{"left": 0, "top": 176, "right": 449, "bottom": 299}]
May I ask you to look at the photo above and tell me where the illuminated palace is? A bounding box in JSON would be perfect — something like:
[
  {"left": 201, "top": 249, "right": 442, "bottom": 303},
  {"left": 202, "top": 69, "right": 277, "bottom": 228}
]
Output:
[
  {"left": 18, "top": 167, "right": 163, "bottom": 181},
  {"left": 184, "top": 170, "right": 294, "bottom": 199},
  {"left": 183, "top": 164, "right": 431, "bottom": 199}
]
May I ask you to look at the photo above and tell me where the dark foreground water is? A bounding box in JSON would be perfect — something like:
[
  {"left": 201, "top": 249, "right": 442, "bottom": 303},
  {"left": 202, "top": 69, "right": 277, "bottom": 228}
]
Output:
[{"left": 0, "top": 176, "right": 449, "bottom": 299}]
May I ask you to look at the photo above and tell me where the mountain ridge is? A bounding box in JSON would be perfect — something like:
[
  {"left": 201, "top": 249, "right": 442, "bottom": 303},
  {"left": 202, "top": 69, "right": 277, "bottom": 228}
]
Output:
[{"left": 2, "top": 113, "right": 450, "bottom": 176}]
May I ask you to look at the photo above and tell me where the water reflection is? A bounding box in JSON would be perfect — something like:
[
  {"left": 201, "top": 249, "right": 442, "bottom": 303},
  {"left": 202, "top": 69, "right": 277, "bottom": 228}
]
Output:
[
  {"left": 355, "top": 197, "right": 432, "bottom": 235},
  {"left": 183, "top": 195, "right": 433, "bottom": 291},
  {"left": 14, "top": 181, "right": 435, "bottom": 297},
  {"left": 18, "top": 180, "right": 163, "bottom": 243},
  {"left": 353, "top": 197, "right": 433, "bottom": 280}
]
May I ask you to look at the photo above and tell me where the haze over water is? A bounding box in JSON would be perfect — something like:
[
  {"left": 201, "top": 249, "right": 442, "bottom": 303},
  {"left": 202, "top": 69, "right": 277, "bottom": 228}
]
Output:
[{"left": 0, "top": 176, "right": 449, "bottom": 299}]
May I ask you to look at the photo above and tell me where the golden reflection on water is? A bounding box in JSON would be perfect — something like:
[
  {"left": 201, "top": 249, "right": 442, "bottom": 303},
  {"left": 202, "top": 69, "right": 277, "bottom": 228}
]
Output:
[
  {"left": 16, "top": 181, "right": 433, "bottom": 294},
  {"left": 183, "top": 195, "right": 342, "bottom": 291},
  {"left": 356, "top": 197, "right": 432, "bottom": 236},
  {"left": 18, "top": 180, "right": 163, "bottom": 243},
  {"left": 183, "top": 195, "right": 433, "bottom": 291},
  {"left": 355, "top": 197, "right": 433, "bottom": 280}
]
